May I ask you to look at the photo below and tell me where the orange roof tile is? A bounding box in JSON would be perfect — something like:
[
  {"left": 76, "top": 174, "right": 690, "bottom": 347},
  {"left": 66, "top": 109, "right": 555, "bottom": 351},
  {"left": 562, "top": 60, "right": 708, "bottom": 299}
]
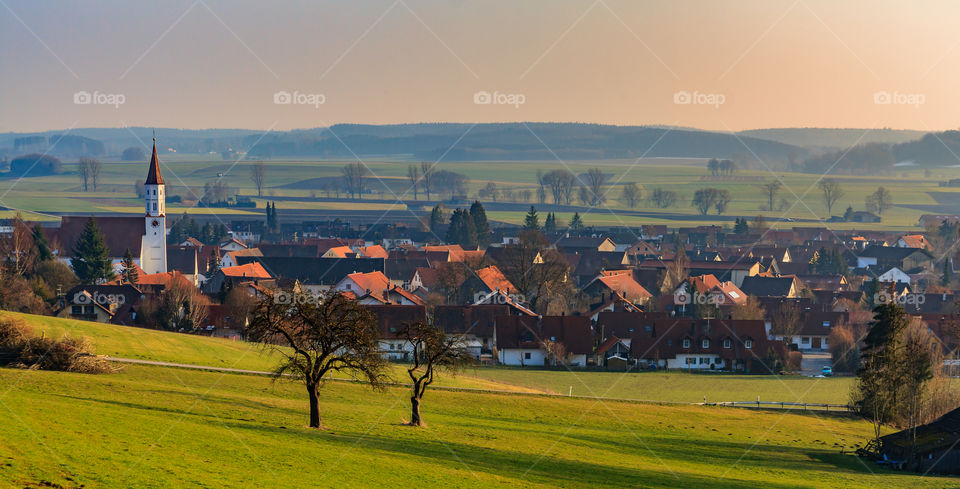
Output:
[{"left": 221, "top": 262, "right": 272, "bottom": 279}]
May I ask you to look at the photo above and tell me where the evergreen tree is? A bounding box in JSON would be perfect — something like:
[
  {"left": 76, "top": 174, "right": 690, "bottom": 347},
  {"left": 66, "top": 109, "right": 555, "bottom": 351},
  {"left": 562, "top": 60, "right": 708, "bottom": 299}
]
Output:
[
  {"left": 843, "top": 205, "right": 854, "bottom": 222},
  {"left": 569, "top": 212, "right": 584, "bottom": 231},
  {"left": 445, "top": 209, "right": 478, "bottom": 248},
  {"left": 429, "top": 205, "right": 444, "bottom": 233},
  {"left": 856, "top": 300, "right": 908, "bottom": 439},
  {"left": 522, "top": 206, "right": 539, "bottom": 231},
  {"left": 544, "top": 212, "right": 557, "bottom": 232},
  {"left": 32, "top": 224, "right": 53, "bottom": 262},
  {"left": 469, "top": 201, "right": 491, "bottom": 248},
  {"left": 121, "top": 248, "right": 139, "bottom": 284},
  {"left": 733, "top": 217, "right": 749, "bottom": 234},
  {"left": 70, "top": 217, "right": 115, "bottom": 284}
]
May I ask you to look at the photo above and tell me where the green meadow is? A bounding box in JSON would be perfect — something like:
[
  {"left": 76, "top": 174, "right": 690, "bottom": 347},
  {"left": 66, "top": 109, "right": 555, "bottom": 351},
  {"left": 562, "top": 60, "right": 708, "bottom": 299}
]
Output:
[{"left": 0, "top": 312, "right": 953, "bottom": 488}]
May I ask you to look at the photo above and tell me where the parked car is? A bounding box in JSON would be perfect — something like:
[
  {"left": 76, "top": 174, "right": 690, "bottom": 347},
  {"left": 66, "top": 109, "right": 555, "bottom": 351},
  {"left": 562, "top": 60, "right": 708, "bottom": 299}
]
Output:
[{"left": 821, "top": 366, "right": 833, "bottom": 377}]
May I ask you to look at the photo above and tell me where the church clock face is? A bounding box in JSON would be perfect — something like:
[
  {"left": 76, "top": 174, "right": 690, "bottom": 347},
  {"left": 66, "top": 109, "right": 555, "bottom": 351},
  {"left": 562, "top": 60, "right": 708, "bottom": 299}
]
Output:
[{"left": 151, "top": 219, "right": 160, "bottom": 228}]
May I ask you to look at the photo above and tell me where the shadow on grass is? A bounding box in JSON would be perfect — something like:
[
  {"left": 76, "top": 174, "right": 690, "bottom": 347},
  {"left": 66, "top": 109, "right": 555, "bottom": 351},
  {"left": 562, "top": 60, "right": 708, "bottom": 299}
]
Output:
[{"left": 221, "top": 421, "right": 859, "bottom": 489}]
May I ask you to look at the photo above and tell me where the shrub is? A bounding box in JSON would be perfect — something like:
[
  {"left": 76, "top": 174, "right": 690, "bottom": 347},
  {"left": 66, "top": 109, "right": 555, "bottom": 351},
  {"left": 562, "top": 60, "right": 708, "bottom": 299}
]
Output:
[{"left": 0, "top": 315, "right": 113, "bottom": 373}]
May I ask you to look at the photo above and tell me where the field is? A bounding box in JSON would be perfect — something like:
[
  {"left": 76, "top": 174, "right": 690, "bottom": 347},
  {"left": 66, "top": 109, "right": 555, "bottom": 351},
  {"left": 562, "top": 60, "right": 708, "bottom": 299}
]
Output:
[
  {"left": 2, "top": 155, "right": 959, "bottom": 231},
  {"left": 0, "top": 312, "right": 954, "bottom": 488}
]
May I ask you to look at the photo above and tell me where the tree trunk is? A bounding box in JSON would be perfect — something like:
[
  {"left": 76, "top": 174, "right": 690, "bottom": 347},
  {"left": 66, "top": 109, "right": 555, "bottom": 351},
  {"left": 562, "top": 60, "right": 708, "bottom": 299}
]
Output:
[
  {"left": 307, "top": 383, "right": 322, "bottom": 429},
  {"left": 410, "top": 396, "right": 422, "bottom": 427}
]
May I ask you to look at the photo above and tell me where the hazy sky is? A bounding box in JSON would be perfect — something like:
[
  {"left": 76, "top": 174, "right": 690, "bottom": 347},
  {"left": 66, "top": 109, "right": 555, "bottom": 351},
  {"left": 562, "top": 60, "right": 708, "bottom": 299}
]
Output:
[{"left": 2, "top": 0, "right": 960, "bottom": 133}]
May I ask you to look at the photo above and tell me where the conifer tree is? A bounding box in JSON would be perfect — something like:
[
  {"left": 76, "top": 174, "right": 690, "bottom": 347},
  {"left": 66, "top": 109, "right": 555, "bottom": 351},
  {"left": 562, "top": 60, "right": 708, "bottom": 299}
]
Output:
[
  {"left": 429, "top": 205, "right": 444, "bottom": 233},
  {"left": 32, "top": 224, "right": 53, "bottom": 262},
  {"left": 469, "top": 201, "right": 491, "bottom": 248},
  {"left": 569, "top": 212, "right": 584, "bottom": 231},
  {"left": 71, "top": 217, "right": 115, "bottom": 284},
  {"left": 522, "top": 206, "right": 539, "bottom": 231},
  {"left": 122, "top": 248, "right": 139, "bottom": 284},
  {"left": 544, "top": 212, "right": 557, "bottom": 232}
]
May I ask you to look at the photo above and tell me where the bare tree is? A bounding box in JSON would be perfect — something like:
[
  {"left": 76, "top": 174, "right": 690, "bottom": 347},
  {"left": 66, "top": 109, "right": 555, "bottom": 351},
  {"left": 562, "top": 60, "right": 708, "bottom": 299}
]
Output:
[
  {"left": 247, "top": 290, "right": 389, "bottom": 429},
  {"left": 621, "top": 182, "right": 642, "bottom": 208},
  {"left": 478, "top": 181, "right": 499, "bottom": 202},
  {"left": 649, "top": 188, "right": 678, "bottom": 208},
  {"left": 400, "top": 321, "right": 473, "bottom": 426},
  {"left": 769, "top": 303, "right": 801, "bottom": 346},
  {"left": 758, "top": 181, "right": 783, "bottom": 211},
  {"left": 866, "top": 186, "right": 893, "bottom": 217},
  {"left": 818, "top": 179, "right": 844, "bottom": 215},
  {"left": 420, "top": 161, "right": 434, "bottom": 200},
  {"left": 584, "top": 167, "right": 607, "bottom": 205},
  {"left": 341, "top": 162, "right": 366, "bottom": 199},
  {"left": 0, "top": 213, "right": 36, "bottom": 276},
  {"left": 541, "top": 339, "right": 569, "bottom": 367},
  {"left": 250, "top": 161, "right": 266, "bottom": 197},
  {"left": 407, "top": 164, "right": 420, "bottom": 199},
  {"left": 541, "top": 169, "right": 576, "bottom": 204},
  {"left": 77, "top": 158, "right": 92, "bottom": 192}
]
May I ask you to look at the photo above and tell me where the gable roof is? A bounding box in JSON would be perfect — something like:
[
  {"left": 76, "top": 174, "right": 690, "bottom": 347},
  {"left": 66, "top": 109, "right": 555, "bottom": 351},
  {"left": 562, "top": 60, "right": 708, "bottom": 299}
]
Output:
[
  {"left": 738, "top": 275, "right": 800, "bottom": 297},
  {"left": 474, "top": 265, "right": 516, "bottom": 294},
  {"left": 345, "top": 271, "right": 391, "bottom": 295},
  {"left": 237, "top": 256, "right": 384, "bottom": 285},
  {"left": 221, "top": 262, "right": 272, "bottom": 279}
]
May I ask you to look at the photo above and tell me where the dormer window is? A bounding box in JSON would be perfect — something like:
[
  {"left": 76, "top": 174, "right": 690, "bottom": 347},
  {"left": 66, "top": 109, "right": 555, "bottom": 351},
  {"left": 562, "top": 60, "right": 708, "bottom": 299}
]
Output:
[
  {"left": 702, "top": 339, "right": 709, "bottom": 348},
  {"left": 723, "top": 338, "right": 731, "bottom": 349},
  {"left": 682, "top": 338, "right": 691, "bottom": 348},
  {"left": 745, "top": 339, "right": 753, "bottom": 349}
]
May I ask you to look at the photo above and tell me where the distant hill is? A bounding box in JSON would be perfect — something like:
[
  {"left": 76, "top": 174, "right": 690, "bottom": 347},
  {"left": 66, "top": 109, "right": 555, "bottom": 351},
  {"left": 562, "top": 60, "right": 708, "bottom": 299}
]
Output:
[
  {"left": 244, "top": 123, "right": 804, "bottom": 164},
  {"left": 800, "top": 130, "right": 960, "bottom": 174},
  {"left": 738, "top": 128, "right": 926, "bottom": 149}
]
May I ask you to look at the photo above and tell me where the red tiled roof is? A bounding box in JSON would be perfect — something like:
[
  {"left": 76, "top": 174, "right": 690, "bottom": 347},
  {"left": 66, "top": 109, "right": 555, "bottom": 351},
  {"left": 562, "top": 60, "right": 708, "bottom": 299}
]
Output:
[
  {"left": 346, "top": 271, "right": 391, "bottom": 296},
  {"left": 595, "top": 273, "right": 652, "bottom": 301},
  {"left": 221, "top": 262, "right": 272, "bottom": 279},
  {"left": 359, "top": 245, "right": 388, "bottom": 259},
  {"left": 475, "top": 265, "right": 516, "bottom": 294}
]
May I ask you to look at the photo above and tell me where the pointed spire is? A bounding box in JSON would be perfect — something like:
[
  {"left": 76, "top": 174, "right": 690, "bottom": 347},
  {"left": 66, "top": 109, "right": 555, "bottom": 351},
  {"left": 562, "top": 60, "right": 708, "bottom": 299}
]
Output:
[{"left": 145, "top": 137, "right": 164, "bottom": 185}]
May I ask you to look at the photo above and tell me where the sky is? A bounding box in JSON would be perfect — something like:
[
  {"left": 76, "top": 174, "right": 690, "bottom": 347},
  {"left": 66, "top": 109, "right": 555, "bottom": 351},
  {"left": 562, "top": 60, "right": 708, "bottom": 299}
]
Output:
[{"left": 2, "top": 0, "right": 960, "bottom": 133}]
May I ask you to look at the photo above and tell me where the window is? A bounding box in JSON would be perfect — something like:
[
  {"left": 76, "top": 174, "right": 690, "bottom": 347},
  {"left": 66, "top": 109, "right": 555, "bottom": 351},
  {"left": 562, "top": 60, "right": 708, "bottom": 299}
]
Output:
[
  {"left": 802, "top": 337, "right": 810, "bottom": 344},
  {"left": 71, "top": 306, "right": 82, "bottom": 315},
  {"left": 682, "top": 338, "right": 691, "bottom": 348},
  {"left": 744, "top": 339, "right": 753, "bottom": 349},
  {"left": 715, "top": 358, "right": 722, "bottom": 364},
  {"left": 700, "top": 357, "right": 709, "bottom": 364},
  {"left": 685, "top": 357, "right": 696, "bottom": 365},
  {"left": 524, "top": 352, "right": 532, "bottom": 360},
  {"left": 644, "top": 325, "right": 651, "bottom": 332},
  {"left": 152, "top": 203, "right": 157, "bottom": 211},
  {"left": 723, "top": 338, "right": 731, "bottom": 349},
  {"left": 822, "top": 321, "right": 831, "bottom": 327},
  {"left": 702, "top": 339, "right": 710, "bottom": 348}
]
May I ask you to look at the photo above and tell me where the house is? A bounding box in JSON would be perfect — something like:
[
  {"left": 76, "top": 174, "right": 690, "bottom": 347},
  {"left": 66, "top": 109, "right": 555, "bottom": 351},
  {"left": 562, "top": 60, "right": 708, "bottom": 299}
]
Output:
[
  {"left": 434, "top": 305, "right": 512, "bottom": 358},
  {"left": 638, "top": 259, "right": 761, "bottom": 287},
  {"left": 849, "top": 211, "right": 881, "bottom": 223},
  {"left": 219, "top": 238, "right": 248, "bottom": 252},
  {"left": 203, "top": 262, "right": 273, "bottom": 293},
  {"left": 58, "top": 284, "right": 144, "bottom": 323},
  {"left": 857, "top": 246, "right": 932, "bottom": 273},
  {"left": 335, "top": 271, "right": 391, "bottom": 299},
  {"left": 629, "top": 317, "right": 786, "bottom": 372},
  {"left": 738, "top": 275, "right": 803, "bottom": 298},
  {"left": 495, "top": 315, "right": 594, "bottom": 367},
  {"left": 365, "top": 305, "right": 428, "bottom": 361},
  {"left": 582, "top": 270, "right": 652, "bottom": 305},
  {"left": 877, "top": 267, "right": 911, "bottom": 284},
  {"left": 596, "top": 336, "right": 631, "bottom": 368},
  {"left": 879, "top": 405, "right": 960, "bottom": 474},
  {"left": 770, "top": 310, "right": 848, "bottom": 351},
  {"left": 234, "top": 256, "right": 385, "bottom": 288},
  {"left": 897, "top": 234, "right": 930, "bottom": 250},
  {"left": 220, "top": 248, "right": 263, "bottom": 268}
]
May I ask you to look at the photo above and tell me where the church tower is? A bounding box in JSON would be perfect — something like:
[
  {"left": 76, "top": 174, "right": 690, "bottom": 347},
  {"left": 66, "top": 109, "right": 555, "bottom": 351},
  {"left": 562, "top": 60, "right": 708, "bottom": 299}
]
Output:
[{"left": 140, "top": 139, "right": 167, "bottom": 274}]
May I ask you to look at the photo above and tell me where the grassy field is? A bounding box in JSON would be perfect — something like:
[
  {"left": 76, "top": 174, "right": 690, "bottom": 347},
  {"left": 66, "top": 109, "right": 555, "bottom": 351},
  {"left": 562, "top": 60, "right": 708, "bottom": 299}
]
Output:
[
  {"left": 2, "top": 311, "right": 956, "bottom": 487},
  {"left": 0, "top": 363, "right": 946, "bottom": 488},
  {"left": 10, "top": 312, "right": 853, "bottom": 404},
  {"left": 2, "top": 155, "right": 958, "bottom": 230}
]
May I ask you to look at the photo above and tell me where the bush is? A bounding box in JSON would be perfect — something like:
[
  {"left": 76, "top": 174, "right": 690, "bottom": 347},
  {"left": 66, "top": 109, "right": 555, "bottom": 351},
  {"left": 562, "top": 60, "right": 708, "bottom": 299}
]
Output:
[{"left": 0, "top": 315, "right": 113, "bottom": 374}]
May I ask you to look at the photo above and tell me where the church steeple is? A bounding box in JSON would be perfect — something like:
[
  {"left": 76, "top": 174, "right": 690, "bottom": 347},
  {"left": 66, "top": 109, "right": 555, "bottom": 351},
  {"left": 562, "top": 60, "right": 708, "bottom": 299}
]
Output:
[{"left": 145, "top": 139, "right": 164, "bottom": 185}]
